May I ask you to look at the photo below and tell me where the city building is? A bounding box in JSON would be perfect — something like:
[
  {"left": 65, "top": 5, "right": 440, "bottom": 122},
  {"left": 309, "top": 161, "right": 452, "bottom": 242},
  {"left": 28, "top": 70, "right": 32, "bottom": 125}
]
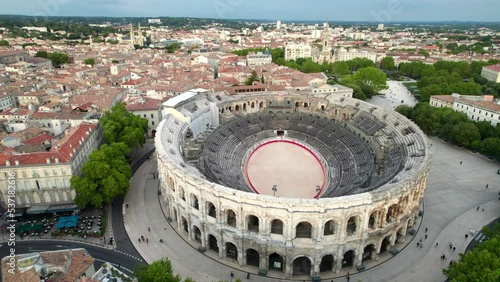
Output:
[
  {"left": 148, "top": 18, "right": 162, "bottom": 24},
  {"left": 377, "top": 23, "right": 385, "bottom": 30},
  {"left": 480, "top": 64, "right": 500, "bottom": 83},
  {"left": 430, "top": 94, "right": 500, "bottom": 126},
  {"left": 0, "top": 51, "right": 30, "bottom": 65},
  {"left": 1, "top": 248, "right": 95, "bottom": 282},
  {"left": 276, "top": 20, "right": 282, "bottom": 29},
  {"left": 335, "top": 48, "right": 377, "bottom": 62},
  {"left": 314, "top": 24, "right": 334, "bottom": 63},
  {"left": 246, "top": 51, "right": 272, "bottom": 66},
  {"left": 0, "top": 123, "right": 103, "bottom": 212},
  {"left": 285, "top": 43, "right": 312, "bottom": 61},
  {"left": 125, "top": 96, "right": 163, "bottom": 138}
]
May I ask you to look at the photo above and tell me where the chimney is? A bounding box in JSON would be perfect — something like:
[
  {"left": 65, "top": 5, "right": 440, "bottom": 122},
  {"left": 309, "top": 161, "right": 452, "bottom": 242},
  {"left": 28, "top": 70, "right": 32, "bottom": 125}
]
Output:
[
  {"left": 70, "top": 152, "right": 73, "bottom": 158},
  {"left": 5, "top": 160, "right": 10, "bottom": 166},
  {"left": 14, "top": 160, "right": 19, "bottom": 166},
  {"left": 46, "top": 158, "right": 51, "bottom": 164},
  {"left": 55, "top": 157, "right": 59, "bottom": 163}
]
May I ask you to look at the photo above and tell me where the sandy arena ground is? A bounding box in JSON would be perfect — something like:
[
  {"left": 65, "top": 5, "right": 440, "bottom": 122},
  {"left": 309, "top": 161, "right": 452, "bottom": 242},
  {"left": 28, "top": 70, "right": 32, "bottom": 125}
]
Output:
[{"left": 244, "top": 141, "right": 326, "bottom": 198}]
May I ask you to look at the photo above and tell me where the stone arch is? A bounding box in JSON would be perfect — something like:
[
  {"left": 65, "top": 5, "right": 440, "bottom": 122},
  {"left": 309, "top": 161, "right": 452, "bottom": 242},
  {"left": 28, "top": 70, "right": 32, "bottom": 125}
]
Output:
[
  {"left": 221, "top": 108, "right": 225, "bottom": 113},
  {"left": 181, "top": 216, "right": 188, "bottom": 233},
  {"left": 363, "top": 244, "right": 376, "bottom": 261},
  {"left": 235, "top": 104, "right": 240, "bottom": 111},
  {"left": 386, "top": 204, "right": 398, "bottom": 224},
  {"left": 324, "top": 219, "right": 337, "bottom": 236},
  {"left": 304, "top": 102, "right": 309, "bottom": 108},
  {"left": 346, "top": 215, "right": 360, "bottom": 236},
  {"left": 259, "top": 101, "right": 263, "bottom": 109},
  {"left": 179, "top": 186, "right": 185, "bottom": 201},
  {"left": 295, "top": 101, "right": 300, "bottom": 107},
  {"left": 208, "top": 234, "right": 219, "bottom": 253},
  {"left": 292, "top": 256, "right": 312, "bottom": 276},
  {"left": 321, "top": 105, "right": 325, "bottom": 111},
  {"left": 296, "top": 221, "right": 312, "bottom": 238},
  {"left": 251, "top": 102, "right": 255, "bottom": 108},
  {"left": 369, "top": 209, "right": 381, "bottom": 229},
  {"left": 380, "top": 235, "right": 392, "bottom": 253},
  {"left": 269, "top": 252, "right": 285, "bottom": 272},
  {"left": 247, "top": 214, "right": 259, "bottom": 233},
  {"left": 246, "top": 248, "right": 260, "bottom": 267},
  {"left": 396, "top": 227, "right": 405, "bottom": 243},
  {"left": 192, "top": 225, "right": 201, "bottom": 243},
  {"left": 206, "top": 201, "right": 216, "bottom": 218},
  {"left": 243, "top": 103, "right": 247, "bottom": 111},
  {"left": 191, "top": 194, "right": 199, "bottom": 210},
  {"left": 270, "top": 219, "right": 284, "bottom": 235},
  {"left": 320, "top": 254, "right": 335, "bottom": 272},
  {"left": 226, "top": 242, "right": 238, "bottom": 260},
  {"left": 342, "top": 250, "right": 355, "bottom": 268},
  {"left": 226, "top": 209, "right": 236, "bottom": 227}
]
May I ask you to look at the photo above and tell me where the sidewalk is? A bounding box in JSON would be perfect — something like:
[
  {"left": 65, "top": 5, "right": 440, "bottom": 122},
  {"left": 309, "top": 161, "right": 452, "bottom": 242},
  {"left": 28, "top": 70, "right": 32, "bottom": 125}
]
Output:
[{"left": 124, "top": 137, "right": 500, "bottom": 282}]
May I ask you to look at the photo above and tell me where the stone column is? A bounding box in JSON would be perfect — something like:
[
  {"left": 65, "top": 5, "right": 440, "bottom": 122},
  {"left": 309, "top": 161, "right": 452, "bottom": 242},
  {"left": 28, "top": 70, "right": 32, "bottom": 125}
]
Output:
[{"left": 335, "top": 248, "right": 344, "bottom": 273}]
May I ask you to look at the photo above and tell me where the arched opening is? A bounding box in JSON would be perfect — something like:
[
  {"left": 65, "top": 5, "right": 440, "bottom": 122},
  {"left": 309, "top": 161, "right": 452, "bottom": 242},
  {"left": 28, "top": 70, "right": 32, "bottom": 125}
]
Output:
[
  {"left": 304, "top": 102, "right": 309, "bottom": 108},
  {"left": 320, "top": 254, "right": 334, "bottom": 272},
  {"left": 270, "top": 219, "right": 284, "bottom": 235},
  {"left": 179, "top": 187, "right": 185, "bottom": 201},
  {"left": 221, "top": 108, "right": 225, "bottom": 113},
  {"left": 396, "top": 228, "right": 405, "bottom": 243},
  {"left": 363, "top": 244, "right": 376, "bottom": 261},
  {"left": 369, "top": 210, "right": 379, "bottom": 229},
  {"left": 235, "top": 105, "right": 240, "bottom": 111},
  {"left": 247, "top": 215, "right": 259, "bottom": 233},
  {"left": 321, "top": 105, "right": 325, "bottom": 111},
  {"left": 386, "top": 204, "right": 397, "bottom": 223},
  {"left": 246, "top": 249, "right": 260, "bottom": 267},
  {"left": 259, "top": 101, "right": 263, "bottom": 109},
  {"left": 226, "top": 242, "right": 238, "bottom": 260},
  {"left": 296, "top": 222, "right": 312, "bottom": 238},
  {"left": 380, "top": 235, "right": 391, "bottom": 253},
  {"left": 243, "top": 103, "right": 247, "bottom": 111},
  {"left": 206, "top": 202, "right": 216, "bottom": 218},
  {"left": 251, "top": 102, "right": 255, "bottom": 108},
  {"left": 292, "top": 256, "right": 312, "bottom": 276},
  {"left": 342, "top": 250, "right": 355, "bottom": 268},
  {"left": 324, "top": 220, "right": 337, "bottom": 236},
  {"left": 191, "top": 194, "right": 199, "bottom": 210},
  {"left": 208, "top": 234, "right": 219, "bottom": 253},
  {"left": 346, "top": 216, "right": 358, "bottom": 236},
  {"left": 173, "top": 208, "right": 177, "bottom": 222},
  {"left": 226, "top": 209, "right": 236, "bottom": 227},
  {"left": 269, "top": 253, "right": 284, "bottom": 272},
  {"left": 181, "top": 217, "right": 188, "bottom": 233},
  {"left": 151, "top": 129, "right": 157, "bottom": 138},
  {"left": 193, "top": 225, "right": 201, "bottom": 243},
  {"left": 295, "top": 101, "right": 300, "bottom": 107},
  {"left": 228, "top": 106, "right": 232, "bottom": 112}
]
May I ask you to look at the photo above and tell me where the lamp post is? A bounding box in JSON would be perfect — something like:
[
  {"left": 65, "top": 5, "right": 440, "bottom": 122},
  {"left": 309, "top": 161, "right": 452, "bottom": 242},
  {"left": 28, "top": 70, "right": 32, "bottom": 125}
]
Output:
[{"left": 272, "top": 185, "right": 277, "bottom": 197}]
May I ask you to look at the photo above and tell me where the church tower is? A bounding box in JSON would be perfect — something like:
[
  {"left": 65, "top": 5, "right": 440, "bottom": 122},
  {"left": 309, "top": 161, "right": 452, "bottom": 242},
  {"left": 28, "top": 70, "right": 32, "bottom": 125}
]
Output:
[
  {"left": 129, "top": 23, "right": 135, "bottom": 46},
  {"left": 316, "top": 22, "right": 334, "bottom": 63},
  {"left": 138, "top": 23, "right": 144, "bottom": 47}
]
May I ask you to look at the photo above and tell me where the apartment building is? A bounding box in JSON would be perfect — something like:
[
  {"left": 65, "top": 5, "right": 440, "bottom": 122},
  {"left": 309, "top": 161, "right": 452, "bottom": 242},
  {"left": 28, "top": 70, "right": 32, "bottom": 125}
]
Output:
[
  {"left": 285, "top": 44, "right": 312, "bottom": 61},
  {"left": 481, "top": 64, "right": 500, "bottom": 83},
  {"left": 430, "top": 94, "right": 500, "bottom": 126}
]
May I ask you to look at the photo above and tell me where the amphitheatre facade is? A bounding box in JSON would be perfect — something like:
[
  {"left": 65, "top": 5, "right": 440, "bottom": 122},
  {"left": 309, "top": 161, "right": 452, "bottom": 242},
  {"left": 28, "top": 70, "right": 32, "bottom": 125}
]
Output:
[{"left": 155, "top": 89, "right": 432, "bottom": 278}]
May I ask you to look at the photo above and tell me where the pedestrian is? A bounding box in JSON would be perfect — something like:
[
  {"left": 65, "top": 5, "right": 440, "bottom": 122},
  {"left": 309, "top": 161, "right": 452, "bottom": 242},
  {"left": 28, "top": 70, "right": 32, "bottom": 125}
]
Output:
[
  {"left": 449, "top": 243, "right": 452, "bottom": 249},
  {"left": 452, "top": 247, "right": 455, "bottom": 252},
  {"left": 460, "top": 161, "right": 462, "bottom": 165},
  {"left": 477, "top": 206, "right": 480, "bottom": 211},
  {"left": 485, "top": 184, "right": 488, "bottom": 189},
  {"left": 482, "top": 207, "right": 485, "bottom": 212},
  {"left": 230, "top": 271, "right": 234, "bottom": 278},
  {"left": 420, "top": 237, "right": 423, "bottom": 242},
  {"left": 247, "top": 273, "right": 250, "bottom": 279},
  {"left": 425, "top": 227, "right": 428, "bottom": 233},
  {"left": 146, "top": 238, "right": 149, "bottom": 244},
  {"left": 148, "top": 227, "right": 151, "bottom": 232},
  {"left": 346, "top": 272, "right": 350, "bottom": 282},
  {"left": 465, "top": 234, "right": 469, "bottom": 239},
  {"left": 417, "top": 242, "right": 420, "bottom": 247},
  {"left": 420, "top": 243, "right": 423, "bottom": 249},
  {"left": 138, "top": 238, "right": 141, "bottom": 243},
  {"left": 435, "top": 242, "right": 438, "bottom": 247},
  {"left": 141, "top": 235, "right": 144, "bottom": 241},
  {"left": 425, "top": 234, "right": 428, "bottom": 239}
]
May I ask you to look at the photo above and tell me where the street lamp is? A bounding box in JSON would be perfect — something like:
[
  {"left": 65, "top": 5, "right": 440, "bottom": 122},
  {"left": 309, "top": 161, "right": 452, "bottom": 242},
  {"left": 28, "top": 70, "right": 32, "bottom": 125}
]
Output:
[{"left": 272, "top": 185, "right": 278, "bottom": 197}]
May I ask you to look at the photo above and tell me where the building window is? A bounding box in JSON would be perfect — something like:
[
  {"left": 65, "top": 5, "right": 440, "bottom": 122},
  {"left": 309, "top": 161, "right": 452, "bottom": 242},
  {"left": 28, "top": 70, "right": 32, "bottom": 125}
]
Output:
[
  {"left": 52, "top": 169, "right": 57, "bottom": 176},
  {"left": 152, "top": 121, "right": 154, "bottom": 126},
  {"left": 151, "top": 113, "right": 154, "bottom": 118},
  {"left": 143, "top": 114, "right": 146, "bottom": 118}
]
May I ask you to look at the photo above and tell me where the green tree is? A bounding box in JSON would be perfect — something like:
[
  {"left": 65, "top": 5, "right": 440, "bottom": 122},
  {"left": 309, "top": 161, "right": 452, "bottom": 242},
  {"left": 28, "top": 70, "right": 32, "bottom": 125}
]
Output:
[
  {"left": 0, "top": 40, "right": 9, "bottom": 46},
  {"left": 330, "top": 61, "right": 351, "bottom": 76},
  {"left": 418, "top": 49, "right": 430, "bottom": 57},
  {"left": 35, "top": 50, "right": 48, "bottom": 58},
  {"left": 71, "top": 142, "right": 131, "bottom": 208},
  {"left": 380, "top": 56, "right": 397, "bottom": 70},
  {"left": 47, "top": 52, "right": 70, "bottom": 66},
  {"left": 84, "top": 57, "right": 96, "bottom": 67},
  {"left": 245, "top": 70, "right": 258, "bottom": 85},
  {"left": 452, "top": 122, "right": 481, "bottom": 147},
  {"left": 443, "top": 234, "right": 500, "bottom": 281},
  {"left": 134, "top": 258, "right": 194, "bottom": 282},
  {"left": 352, "top": 67, "right": 388, "bottom": 98},
  {"left": 100, "top": 103, "right": 149, "bottom": 149}
]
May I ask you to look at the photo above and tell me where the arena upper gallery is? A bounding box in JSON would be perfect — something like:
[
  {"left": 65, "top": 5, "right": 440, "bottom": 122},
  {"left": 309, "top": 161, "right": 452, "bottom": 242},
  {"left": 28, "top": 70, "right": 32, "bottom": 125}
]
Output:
[{"left": 155, "top": 88, "right": 432, "bottom": 278}]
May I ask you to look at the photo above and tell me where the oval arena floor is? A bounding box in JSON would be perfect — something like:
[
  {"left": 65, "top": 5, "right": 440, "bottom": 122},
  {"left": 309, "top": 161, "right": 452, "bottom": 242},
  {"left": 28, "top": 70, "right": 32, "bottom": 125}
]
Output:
[{"left": 244, "top": 140, "right": 326, "bottom": 198}]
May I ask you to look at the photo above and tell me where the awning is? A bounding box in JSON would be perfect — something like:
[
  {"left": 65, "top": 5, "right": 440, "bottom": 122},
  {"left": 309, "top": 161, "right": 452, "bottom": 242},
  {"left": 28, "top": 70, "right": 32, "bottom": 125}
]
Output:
[
  {"left": 27, "top": 205, "right": 51, "bottom": 215},
  {"left": 46, "top": 204, "right": 79, "bottom": 213}
]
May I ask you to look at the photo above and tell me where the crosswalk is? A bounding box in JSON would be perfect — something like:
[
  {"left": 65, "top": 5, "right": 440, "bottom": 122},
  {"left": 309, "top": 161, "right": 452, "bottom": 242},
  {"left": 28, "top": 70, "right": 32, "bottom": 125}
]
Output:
[{"left": 114, "top": 249, "right": 144, "bottom": 262}]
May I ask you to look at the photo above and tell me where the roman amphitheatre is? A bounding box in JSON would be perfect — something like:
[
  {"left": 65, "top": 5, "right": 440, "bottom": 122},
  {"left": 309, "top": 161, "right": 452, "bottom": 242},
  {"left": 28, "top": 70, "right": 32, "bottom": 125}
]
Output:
[{"left": 155, "top": 89, "right": 432, "bottom": 278}]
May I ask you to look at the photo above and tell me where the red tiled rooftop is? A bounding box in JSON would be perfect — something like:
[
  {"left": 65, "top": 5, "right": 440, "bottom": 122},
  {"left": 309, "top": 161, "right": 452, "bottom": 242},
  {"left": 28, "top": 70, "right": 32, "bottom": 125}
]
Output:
[
  {"left": 484, "top": 64, "right": 500, "bottom": 72},
  {"left": 23, "top": 134, "right": 56, "bottom": 145}
]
